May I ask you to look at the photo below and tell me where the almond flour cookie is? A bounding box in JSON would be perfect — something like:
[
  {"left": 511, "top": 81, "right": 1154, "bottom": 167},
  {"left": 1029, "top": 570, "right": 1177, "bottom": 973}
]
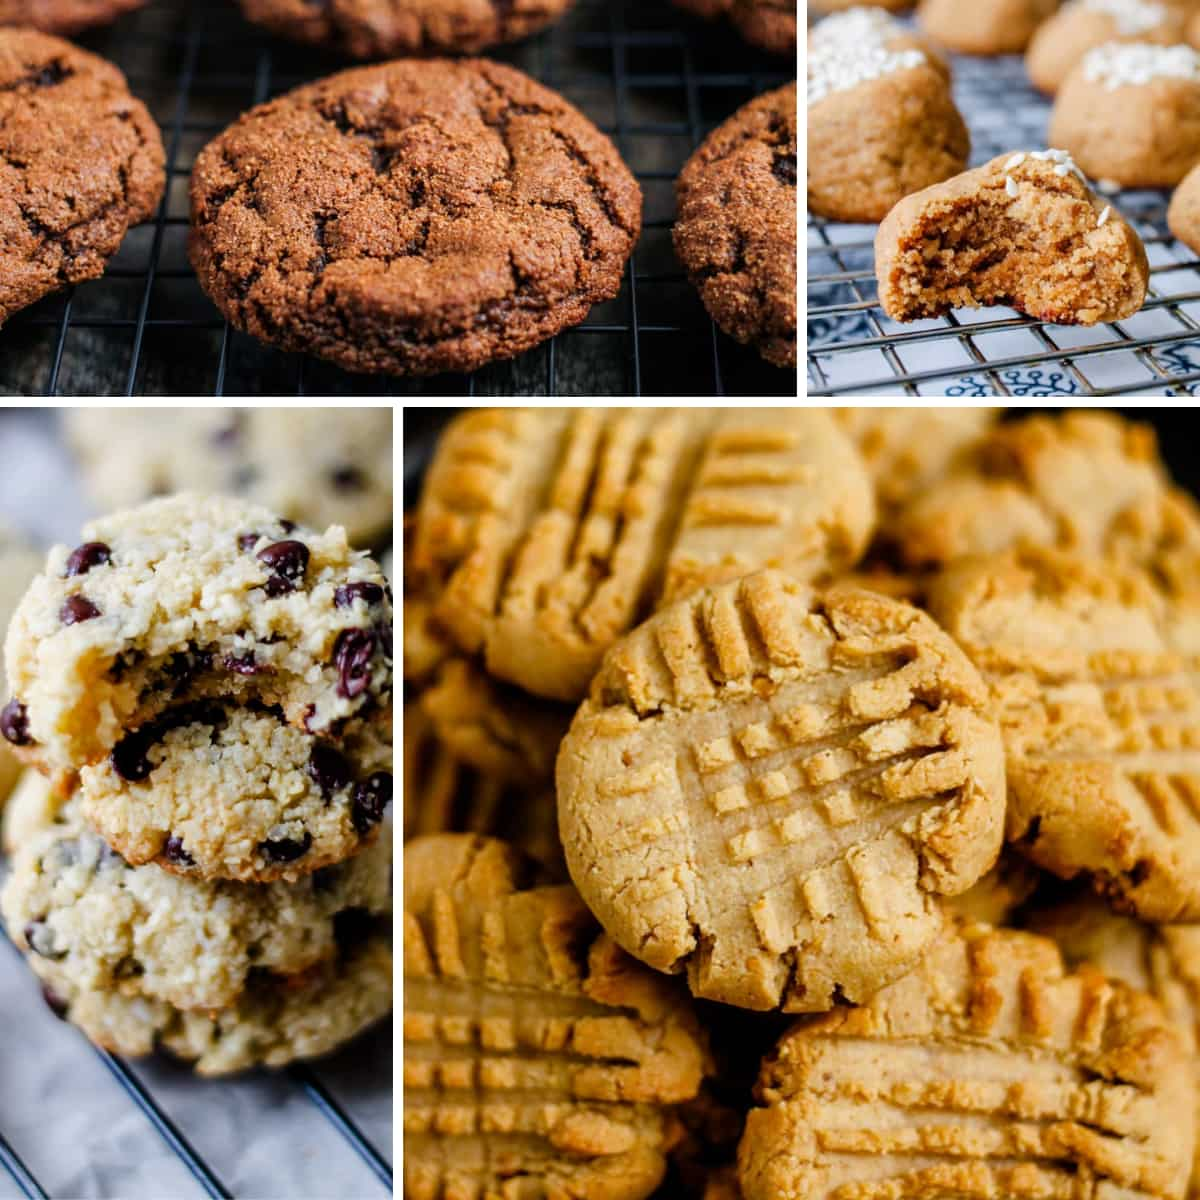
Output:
[
  {"left": 63, "top": 408, "right": 393, "bottom": 548},
  {"left": 2, "top": 494, "right": 391, "bottom": 782},
  {"left": 810, "top": 0, "right": 914, "bottom": 10},
  {"left": 1169, "top": 158, "right": 1200, "bottom": 255},
  {"left": 0, "top": 29, "right": 165, "bottom": 325},
  {"left": 1, "top": 769, "right": 62, "bottom": 855},
  {"left": 807, "top": 11, "right": 969, "bottom": 223},
  {"left": 918, "top": 0, "right": 1059, "bottom": 55},
  {"left": 0, "top": 0, "right": 148, "bottom": 32},
  {"left": 235, "top": 0, "right": 572, "bottom": 56},
  {"left": 930, "top": 546, "right": 1200, "bottom": 921},
  {"left": 0, "top": 524, "right": 41, "bottom": 809},
  {"left": 1027, "top": 0, "right": 1190, "bottom": 94},
  {"left": 1, "top": 798, "right": 390, "bottom": 1010},
  {"left": 403, "top": 834, "right": 707, "bottom": 1200},
  {"left": 737, "top": 924, "right": 1197, "bottom": 1200},
  {"left": 675, "top": 83, "right": 796, "bottom": 368},
  {"left": 670, "top": 0, "right": 795, "bottom": 55},
  {"left": 1050, "top": 42, "right": 1200, "bottom": 187},
  {"left": 556, "top": 570, "right": 1006, "bottom": 1012},
  {"left": 189, "top": 60, "right": 641, "bottom": 378},
  {"left": 410, "top": 408, "right": 875, "bottom": 703}
]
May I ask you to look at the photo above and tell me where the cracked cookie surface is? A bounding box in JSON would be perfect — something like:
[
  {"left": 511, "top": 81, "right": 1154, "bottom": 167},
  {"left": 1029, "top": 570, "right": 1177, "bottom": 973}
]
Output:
[
  {"left": 0, "top": 29, "right": 164, "bottom": 325},
  {"left": 674, "top": 83, "right": 796, "bottom": 368},
  {"left": 0, "top": 0, "right": 146, "bottom": 32},
  {"left": 189, "top": 59, "right": 641, "bottom": 377},
  {"left": 670, "top": 0, "right": 795, "bottom": 54}
]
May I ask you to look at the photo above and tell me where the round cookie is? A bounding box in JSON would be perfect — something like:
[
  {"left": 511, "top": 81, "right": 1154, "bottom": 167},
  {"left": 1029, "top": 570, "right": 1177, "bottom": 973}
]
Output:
[
  {"left": 0, "top": 29, "right": 164, "bottom": 325},
  {"left": 918, "top": 0, "right": 1059, "bottom": 55},
  {"left": 556, "top": 569, "right": 1007, "bottom": 1012},
  {"left": 875, "top": 149, "right": 1149, "bottom": 326},
  {"left": 1050, "top": 42, "right": 1200, "bottom": 187},
  {"left": 0, "top": 523, "right": 41, "bottom": 809},
  {"left": 63, "top": 408, "right": 393, "bottom": 548},
  {"left": 0, "top": 0, "right": 146, "bottom": 32},
  {"left": 810, "top": 0, "right": 913, "bottom": 9},
  {"left": 188, "top": 60, "right": 642, "bottom": 378},
  {"left": 1, "top": 797, "right": 391, "bottom": 1010},
  {"left": 2, "top": 493, "right": 392, "bottom": 780},
  {"left": 235, "top": 0, "right": 571, "bottom": 56},
  {"left": 807, "top": 11, "right": 969, "bottom": 223},
  {"left": 1169, "top": 158, "right": 1200, "bottom": 254},
  {"left": 1027, "top": 0, "right": 1190, "bottom": 95},
  {"left": 737, "top": 924, "right": 1196, "bottom": 1200},
  {"left": 671, "top": 0, "right": 795, "bottom": 55},
  {"left": 1, "top": 768, "right": 62, "bottom": 855},
  {"left": 675, "top": 83, "right": 796, "bottom": 368}
]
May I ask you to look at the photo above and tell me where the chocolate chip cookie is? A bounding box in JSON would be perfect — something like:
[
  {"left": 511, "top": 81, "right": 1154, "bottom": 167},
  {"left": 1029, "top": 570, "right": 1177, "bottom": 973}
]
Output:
[
  {"left": 0, "top": 0, "right": 147, "bottom": 34},
  {"left": 670, "top": 0, "right": 796, "bottom": 55},
  {"left": 189, "top": 59, "right": 642, "bottom": 377},
  {"left": 0, "top": 523, "right": 40, "bottom": 808},
  {"left": 0, "top": 30, "right": 163, "bottom": 326},
  {"left": 674, "top": 83, "right": 796, "bottom": 368},
  {"left": 235, "top": 0, "right": 572, "bottom": 57}
]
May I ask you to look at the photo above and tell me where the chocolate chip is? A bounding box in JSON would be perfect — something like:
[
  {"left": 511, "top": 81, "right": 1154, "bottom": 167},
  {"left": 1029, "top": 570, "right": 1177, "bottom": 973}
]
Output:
[
  {"left": 332, "top": 906, "right": 373, "bottom": 953},
  {"left": 308, "top": 742, "right": 352, "bottom": 799},
  {"left": 163, "top": 836, "right": 194, "bottom": 866},
  {"left": 332, "top": 628, "right": 376, "bottom": 699},
  {"left": 59, "top": 595, "right": 100, "bottom": 625},
  {"left": 64, "top": 541, "right": 111, "bottom": 577},
  {"left": 257, "top": 539, "right": 309, "bottom": 581},
  {"left": 42, "top": 986, "right": 68, "bottom": 1019},
  {"left": 238, "top": 532, "right": 260, "bottom": 552},
  {"left": 352, "top": 772, "right": 391, "bottom": 833},
  {"left": 772, "top": 152, "right": 797, "bottom": 187},
  {"left": 264, "top": 574, "right": 294, "bottom": 597},
  {"left": 280, "top": 519, "right": 297, "bottom": 533},
  {"left": 258, "top": 832, "right": 312, "bottom": 863},
  {"left": 311, "top": 865, "right": 339, "bottom": 893},
  {"left": 223, "top": 651, "right": 270, "bottom": 676},
  {"left": 1, "top": 698, "right": 30, "bottom": 746},
  {"left": 110, "top": 727, "right": 156, "bottom": 781},
  {"left": 330, "top": 465, "right": 365, "bottom": 492},
  {"left": 334, "top": 582, "right": 384, "bottom": 608}
]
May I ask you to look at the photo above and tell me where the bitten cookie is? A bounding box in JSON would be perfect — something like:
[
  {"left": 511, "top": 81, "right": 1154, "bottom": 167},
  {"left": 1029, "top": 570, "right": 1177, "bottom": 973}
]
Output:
[
  {"left": 1050, "top": 42, "right": 1200, "bottom": 187},
  {"left": 235, "top": 0, "right": 572, "bottom": 56},
  {"left": 403, "top": 834, "right": 707, "bottom": 1200},
  {"left": 918, "top": 0, "right": 1059, "bottom": 55},
  {"left": 674, "top": 83, "right": 796, "bottom": 368},
  {"left": 188, "top": 60, "right": 641, "bottom": 378},
  {"left": 0, "top": 0, "right": 147, "bottom": 32},
  {"left": 556, "top": 570, "right": 1006, "bottom": 1012},
  {"left": 0, "top": 29, "right": 164, "bottom": 325},
  {"left": 670, "top": 0, "right": 795, "bottom": 55},
  {"left": 875, "top": 150, "right": 1149, "bottom": 325},
  {"left": 737, "top": 924, "right": 1197, "bottom": 1200},
  {"left": 409, "top": 408, "right": 875, "bottom": 702},
  {"left": 807, "top": 9, "right": 969, "bottom": 223}
]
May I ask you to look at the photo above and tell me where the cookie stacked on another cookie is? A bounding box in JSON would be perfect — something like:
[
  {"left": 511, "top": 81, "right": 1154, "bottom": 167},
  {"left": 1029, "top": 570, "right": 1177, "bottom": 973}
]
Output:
[{"left": 0, "top": 492, "right": 393, "bottom": 1074}]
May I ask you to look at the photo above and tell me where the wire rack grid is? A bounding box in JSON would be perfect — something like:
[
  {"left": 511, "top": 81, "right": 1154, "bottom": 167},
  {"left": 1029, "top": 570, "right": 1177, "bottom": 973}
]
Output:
[
  {"left": 808, "top": 44, "right": 1200, "bottom": 398},
  {"left": 0, "top": 0, "right": 796, "bottom": 398}
]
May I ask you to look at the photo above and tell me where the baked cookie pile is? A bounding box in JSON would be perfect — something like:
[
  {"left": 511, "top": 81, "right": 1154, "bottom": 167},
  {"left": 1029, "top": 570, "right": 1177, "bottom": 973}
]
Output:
[
  {"left": 0, "top": 492, "right": 393, "bottom": 1075},
  {"left": 406, "top": 406, "right": 1200, "bottom": 1198}
]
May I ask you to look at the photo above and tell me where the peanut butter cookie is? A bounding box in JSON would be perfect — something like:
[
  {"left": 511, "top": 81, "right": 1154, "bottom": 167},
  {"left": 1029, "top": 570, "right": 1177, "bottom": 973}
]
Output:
[{"left": 919, "top": 0, "right": 1058, "bottom": 54}]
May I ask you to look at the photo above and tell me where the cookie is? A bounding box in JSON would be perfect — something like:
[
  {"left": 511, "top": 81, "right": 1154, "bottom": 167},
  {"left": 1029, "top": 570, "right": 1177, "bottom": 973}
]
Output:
[
  {"left": 0, "top": 30, "right": 163, "bottom": 325},
  {"left": 0, "top": 523, "right": 41, "bottom": 809},
  {"left": 1, "top": 769, "right": 62, "bottom": 855},
  {"left": 675, "top": 83, "right": 796, "bottom": 368},
  {"left": 1170, "top": 159, "right": 1200, "bottom": 256},
  {"left": 737, "top": 923, "right": 1197, "bottom": 1200},
  {"left": 556, "top": 570, "right": 1006, "bottom": 1012},
  {"left": 0, "top": 0, "right": 147, "bottom": 33},
  {"left": 1, "top": 795, "right": 390, "bottom": 1010},
  {"left": 807, "top": 12, "right": 969, "bottom": 224},
  {"left": 2, "top": 493, "right": 392, "bottom": 781},
  {"left": 38, "top": 923, "right": 392, "bottom": 1076},
  {"left": 876, "top": 150, "right": 1149, "bottom": 326},
  {"left": 410, "top": 408, "right": 875, "bottom": 702},
  {"left": 1050, "top": 42, "right": 1200, "bottom": 187},
  {"left": 918, "top": 0, "right": 1059, "bottom": 54},
  {"left": 1027, "top": 0, "right": 1190, "bottom": 95},
  {"left": 402, "top": 834, "right": 707, "bottom": 1200},
  {"left": 670, "top": 0, "right": 795, "bottom": 54},
  {"left": 929, "top": 546, "right": 1200, "bottom": 921},
  {"left": 63, "top": 408, "right": 393, "bottom": 548},
  {"left": 235, "top": 0, "right": 572, "bottom": 56},
  {"left": 941, "top": 850, "right": 1040, "bottom": 926},
  {"left": 810, "top": 0, "right": 914, "bottom": 10},
  {"left": 77, "top": 703, "right": 391, "bottom": 882},
  {"left": 189, "top": 60, "right": 642, "bottom": 378}
]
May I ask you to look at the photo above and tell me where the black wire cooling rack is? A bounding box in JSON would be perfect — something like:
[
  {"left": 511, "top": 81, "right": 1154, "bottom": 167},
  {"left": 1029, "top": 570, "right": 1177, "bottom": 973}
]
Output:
[
  {"left": 0, "top": 0, "right": 796, "bottom": 398},
  {"left": 808, "top": 46, "right": 1200, "bottom": 398}
]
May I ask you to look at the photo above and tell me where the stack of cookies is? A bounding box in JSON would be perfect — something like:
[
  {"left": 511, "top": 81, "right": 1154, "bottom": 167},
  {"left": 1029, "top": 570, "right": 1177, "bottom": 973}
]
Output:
[
  {"left": 0, "top": 492, "right": 393, "bottom": 1075},
  {"left": 405, "top": 406, "right": 1200, "bottom": 1199}
]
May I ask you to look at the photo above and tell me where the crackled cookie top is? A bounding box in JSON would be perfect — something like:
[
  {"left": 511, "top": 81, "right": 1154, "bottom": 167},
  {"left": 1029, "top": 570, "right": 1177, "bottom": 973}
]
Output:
[
  {"left": 410, "top": 408, "right": 874, "bottom": 701},
  {"left": 403, "top": 835, "right": 707, "bottom": 1200},
  {"left": 3, "top": 493, "right": 391, "bottom": 778},
  {"left": 1082, "top": 39, "right": 1200, "bottom": 88},
  {"left": 1, "top": 795, "right": 391, "bottom": 1010},
  {"left": 672, "top": 0, "right": 795, "bottom": 55},
  {"left": 78, "top": 703, "right": 391, "bottom": 882},
  {"left": 0, "top": 0, "right": 147, "bottom": 32},
  {"left": 188, "top": 59, "right": 642, "bottom": 378},
  {"left": 0, "top": 29, "right": 164, "bottom": 325},
  {"left": 556, "top": 569, "right": 1006, "bottom": 1012},
  {"left": 738, "top": 924, "right": 1196, "bottom": 1200},
  {"left": 64, "top": 408, "right": 393, "bottom": 546}
]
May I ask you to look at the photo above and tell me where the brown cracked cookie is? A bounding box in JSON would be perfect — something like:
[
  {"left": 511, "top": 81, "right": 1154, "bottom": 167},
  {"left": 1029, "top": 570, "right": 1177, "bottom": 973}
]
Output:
[
  {"left": 403, "top": 834, "right": 708, "bottom": 1200},
  {"left": 671, "top": 0, "right": 795, "bottom": 55},
  {"left": 737, "top": 923, "right": 1197, "bottom": 1200},
  {"left": 236, "top": 0, "right": 572, "bottom": 57},
  {"left": 556, "top": 570, "right": 1007, "bottom": 1012},
  {"left": 0, "top": 0, "right": 147, "bottom": 35},
  {"left": 675, "top": 83, "right": 796, "bottom": 368},
  {"left": 0, "top": 29, "right": 164, "bottom": 325},
  {"left": 188, "top": 59, "right": 641, "bottom": 378}
]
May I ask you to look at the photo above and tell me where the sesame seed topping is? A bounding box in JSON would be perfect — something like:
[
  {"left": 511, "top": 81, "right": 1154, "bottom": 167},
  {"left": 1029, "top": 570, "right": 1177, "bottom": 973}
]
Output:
[
  {"left": 1098, "top": 205, "right": 1112, "bottom": 226},
  {"left": 1081, "top": 41, "right": 1200, "bottom": 90},
  {"left": 1080, "top": 0, "right": 1167, "bottom": 37},
  {"left": 1005, "top": 153, "right": 1027, "bottom": 171},
  {"left": 1006, "top": 177, "right": 1020, "bottom": 198},
  {"left": 807, "top": 8, "right": 928, "bottom": 106}
]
